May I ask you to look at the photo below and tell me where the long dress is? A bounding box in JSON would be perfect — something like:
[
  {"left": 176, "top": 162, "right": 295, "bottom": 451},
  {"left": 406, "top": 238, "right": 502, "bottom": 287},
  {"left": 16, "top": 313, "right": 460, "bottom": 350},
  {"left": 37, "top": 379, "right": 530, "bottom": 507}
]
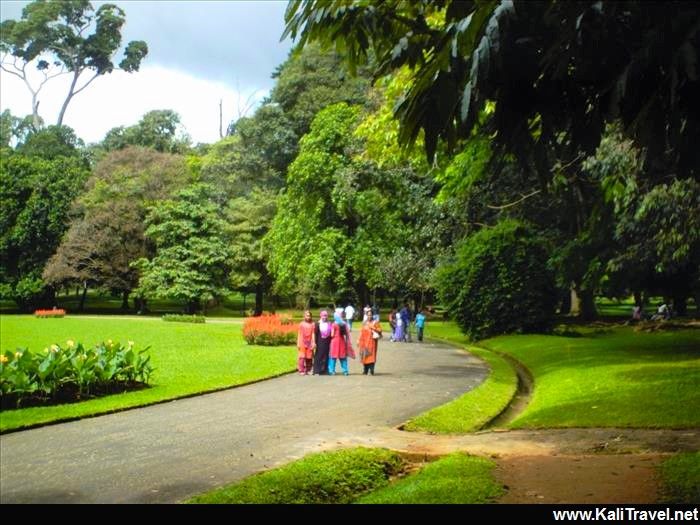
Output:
[
  {"left": 394, "top": 316, "right": 405, "bottom": 342},
  {"left": 358, "top": 320, "right": 382, "bottom": 365},
  {"left": 297, "top": 320, "right": 315, "bottom": 373},
  {"left": 313, "top": 320, "right": 332, "bottom": 375},
  {"left": 330, "top": 322, "right": 351, "bottom": 359}
]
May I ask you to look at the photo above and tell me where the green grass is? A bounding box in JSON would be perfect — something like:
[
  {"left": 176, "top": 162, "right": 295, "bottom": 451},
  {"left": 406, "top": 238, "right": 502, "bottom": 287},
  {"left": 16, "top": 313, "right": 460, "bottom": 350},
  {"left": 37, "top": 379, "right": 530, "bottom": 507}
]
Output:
[
  {"left": 0, "top": 315, "right": 296, "bottom": 432},
  {"left": 480, "top": 326, "right": 700, "bottom": 428},
  {"left": 358, "top": 453, "right": 504, "bottom": 504},
  {"left": 659, "top": 452, "right": 700, "bottom": 504},
  {"left": 596, "top": 297, "right": 697, "bottom": 319},
  {"left": 187, "top": 447, "right": 405, "bottom": 504},
  {"left": 404, "top": 321, "right": 517, "bottom": 433}
]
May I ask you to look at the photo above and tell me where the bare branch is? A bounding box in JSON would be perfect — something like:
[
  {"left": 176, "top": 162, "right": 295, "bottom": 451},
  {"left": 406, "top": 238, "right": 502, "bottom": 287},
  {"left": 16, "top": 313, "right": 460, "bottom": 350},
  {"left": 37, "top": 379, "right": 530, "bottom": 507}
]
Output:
[
  {"left": 0, "top": 63, "right": 26, "bottom": 80},
  {"left": 486, "top": 189, "right": 542, "bottom": 210}
]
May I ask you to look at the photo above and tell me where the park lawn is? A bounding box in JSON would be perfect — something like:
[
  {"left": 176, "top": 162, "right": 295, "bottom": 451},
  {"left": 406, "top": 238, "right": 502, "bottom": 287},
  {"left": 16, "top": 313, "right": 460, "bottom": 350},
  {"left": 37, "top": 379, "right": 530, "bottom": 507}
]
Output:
[
  {"left": 480, "top": 326, "right": 700, "bottom": 428},
  {"left": 404, "top": 320, "right": 517, "bottom": 433},
  {"left": 357, "top": 453, "right": 503, "bottom": 504},
  {"left": 187, "top": 448, "right": 405, "bottom": 504},
  {"left": 659, "top": 452, "right": 700, "bottom": 504},
  {"left": 0, "top": 315, "right": 296, "bottom": 432}
]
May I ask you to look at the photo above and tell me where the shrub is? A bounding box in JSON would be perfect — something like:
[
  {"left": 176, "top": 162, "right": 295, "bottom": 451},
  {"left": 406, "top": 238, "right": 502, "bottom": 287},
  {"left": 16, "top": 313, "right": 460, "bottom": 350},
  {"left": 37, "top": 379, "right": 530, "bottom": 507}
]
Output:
[
  {"left": 162, "top": 314, "right": 206, "bottom": 323},
  {"left": 0, "top": 340, "right": 153, "bottom": 408},
  {"left": 34, "top": 309, "right": 66, "bottom": 318},
  {"left": 242, "top": 314, "right": 297, "bottom": 345},
  {"left": 436, "top": 220, "right": 557, "bottom": 340}
]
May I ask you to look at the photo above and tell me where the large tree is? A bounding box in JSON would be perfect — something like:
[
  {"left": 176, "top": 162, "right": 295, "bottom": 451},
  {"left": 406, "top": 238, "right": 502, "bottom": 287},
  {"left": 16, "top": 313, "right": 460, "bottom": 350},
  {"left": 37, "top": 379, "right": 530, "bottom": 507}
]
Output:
[
  {"left": 43, "top": 146, "right": 190, "bottom": 310},
  {"left": 0, "top": 149, "right": 90, "bottom": 308},
  {"left": 265, "top": 102, "right": 443, "bottom": 306},
  {"left": 43, "top": 203, "right": 147, "bottom": 311},
  {"left": 1, "top": 0, "right": 148, "bottom": 127},
  {"left": 135, "top": 184, "right": 231, "bottom": 314}
]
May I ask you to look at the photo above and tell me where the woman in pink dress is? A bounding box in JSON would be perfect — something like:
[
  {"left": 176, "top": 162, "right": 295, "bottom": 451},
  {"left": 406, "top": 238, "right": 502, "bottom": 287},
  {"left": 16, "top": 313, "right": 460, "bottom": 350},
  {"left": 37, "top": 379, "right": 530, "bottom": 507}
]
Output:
[{"left": 329, "top": 311, "right": 354, "bottom": 375}]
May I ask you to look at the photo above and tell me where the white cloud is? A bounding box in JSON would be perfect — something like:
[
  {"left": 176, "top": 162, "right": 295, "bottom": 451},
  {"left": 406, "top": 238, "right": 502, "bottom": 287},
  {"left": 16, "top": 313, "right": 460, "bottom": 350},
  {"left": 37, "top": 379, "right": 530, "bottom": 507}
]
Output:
[{"left": 0, "top": 64, "right": 267, "bottom": 144}]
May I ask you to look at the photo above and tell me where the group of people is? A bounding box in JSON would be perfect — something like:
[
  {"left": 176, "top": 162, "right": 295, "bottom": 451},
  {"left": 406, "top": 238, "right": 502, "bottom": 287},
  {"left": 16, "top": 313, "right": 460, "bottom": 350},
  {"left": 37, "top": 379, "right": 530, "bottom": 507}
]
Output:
[
  {"left": 296, "top": 306, "right": 383, "bottom": 376},
  {"left": 633, "top": 302, "right": 673, "bottom": 321},
  {"left": 387, "top": 304, "right": 427, "bottom": 343}
]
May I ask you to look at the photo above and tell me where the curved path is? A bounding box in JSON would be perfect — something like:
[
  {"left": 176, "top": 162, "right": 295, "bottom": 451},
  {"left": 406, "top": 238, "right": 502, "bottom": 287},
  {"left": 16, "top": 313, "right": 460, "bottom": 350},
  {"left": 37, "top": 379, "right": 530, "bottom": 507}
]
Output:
[{"left": 0, "top": 338, "right": 488, "bottom": 503}]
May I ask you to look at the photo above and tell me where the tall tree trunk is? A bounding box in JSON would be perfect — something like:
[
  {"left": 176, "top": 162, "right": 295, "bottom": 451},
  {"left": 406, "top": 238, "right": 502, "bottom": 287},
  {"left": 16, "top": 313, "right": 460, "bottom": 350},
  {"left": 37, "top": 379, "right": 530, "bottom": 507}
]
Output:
[
  {"left": 79, "top": 281, "right": 88, "bottom": 312},
  {"left": 254, "top": 284, "right": 263, "bottom": 316},
  {"left": 57, "top": 71, "right": 80, "bottom": 126},
  {"left": 560, "top": 290, "right": 572, "bottom": 315},
  {"left": 121, "top": 290, "right": 130, "bottom": 311},
  {"left": 242, "top": 293, "right": 247, "bottom": 316},
  {"left": 569, "top": 286, "right": 597, "bottom": 320},
  {"left": 354, "top": 282, "right": 370, "bottom": 308},
  {"left": 31, "top": 94, "right": 41, "bottom": 129}
]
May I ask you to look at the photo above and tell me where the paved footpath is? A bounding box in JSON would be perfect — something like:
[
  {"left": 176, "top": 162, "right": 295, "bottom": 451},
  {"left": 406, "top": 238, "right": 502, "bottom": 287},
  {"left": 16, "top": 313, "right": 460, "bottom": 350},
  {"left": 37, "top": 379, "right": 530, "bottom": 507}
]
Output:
[{"left": 0, "top": 338, "right": 488, "bottom": 503}]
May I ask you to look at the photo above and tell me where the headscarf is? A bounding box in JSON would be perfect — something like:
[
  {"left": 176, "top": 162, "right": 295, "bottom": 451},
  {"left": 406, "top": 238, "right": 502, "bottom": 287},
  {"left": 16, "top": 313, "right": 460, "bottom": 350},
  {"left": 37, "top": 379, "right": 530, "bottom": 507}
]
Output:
[{"left": 318, "top": 310, "right": 332, "bottom": 337}]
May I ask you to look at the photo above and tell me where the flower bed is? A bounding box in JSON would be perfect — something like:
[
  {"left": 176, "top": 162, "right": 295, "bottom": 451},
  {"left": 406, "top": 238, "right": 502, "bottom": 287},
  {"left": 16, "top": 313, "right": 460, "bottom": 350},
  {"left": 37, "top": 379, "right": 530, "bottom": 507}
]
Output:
[
  {"left": 242, "top": 314, "right": 297, "bottom": 345},
  {"left": 34, "top": 309, "right": 66, "bottom": 318},
  {"left": 0, "top": 340, "right": 153, "bottom": 409}
]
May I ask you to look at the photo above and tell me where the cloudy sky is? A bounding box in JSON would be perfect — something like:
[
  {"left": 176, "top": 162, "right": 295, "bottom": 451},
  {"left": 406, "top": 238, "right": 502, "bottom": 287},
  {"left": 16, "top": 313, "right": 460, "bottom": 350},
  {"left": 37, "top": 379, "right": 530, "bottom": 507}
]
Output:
[{"left": 0, "top": 0, "right": 294, "bottom": 144}]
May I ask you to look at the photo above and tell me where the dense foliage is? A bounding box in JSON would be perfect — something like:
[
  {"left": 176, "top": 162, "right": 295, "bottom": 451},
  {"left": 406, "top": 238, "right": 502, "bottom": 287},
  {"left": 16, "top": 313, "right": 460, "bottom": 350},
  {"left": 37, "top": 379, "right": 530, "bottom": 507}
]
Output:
[
  {"left": 437, "top": 220, "right": 557, "bottom": 340},
  {"left": 0, "top": 340, "right": 153, "bottom": 408}
]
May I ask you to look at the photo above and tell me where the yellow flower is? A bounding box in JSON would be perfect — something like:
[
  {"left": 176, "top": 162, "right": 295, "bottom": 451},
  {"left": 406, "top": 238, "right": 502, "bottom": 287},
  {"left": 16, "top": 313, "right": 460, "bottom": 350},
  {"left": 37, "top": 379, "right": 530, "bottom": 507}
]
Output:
[
  {"left": 128, "top": 341, "right": 134, "bottom": 348},
  {"left": 14, "top": 351, "right": 23, "bottom": 359},
  {"left": 50, "top": 344, "right": 59, "bottom": 352},
  {"left": 107, "top": 339, "right": 113, "bottom": 346},
  {"left": 44, "top": 347, "right": 49, "bottom": 353},
  {"left": 0, "top": 355, "right": 8, "bottom": 364},
  {"left": 66, "top": 340, "right": 75, "bottom": 348}
]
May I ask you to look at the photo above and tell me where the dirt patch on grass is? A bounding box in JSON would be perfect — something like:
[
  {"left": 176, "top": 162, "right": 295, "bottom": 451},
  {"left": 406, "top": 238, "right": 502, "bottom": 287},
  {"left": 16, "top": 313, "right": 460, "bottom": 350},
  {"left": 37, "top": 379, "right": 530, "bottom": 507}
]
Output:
[{"left": 495, "top": 454, "right": 664, "bottom": 504}]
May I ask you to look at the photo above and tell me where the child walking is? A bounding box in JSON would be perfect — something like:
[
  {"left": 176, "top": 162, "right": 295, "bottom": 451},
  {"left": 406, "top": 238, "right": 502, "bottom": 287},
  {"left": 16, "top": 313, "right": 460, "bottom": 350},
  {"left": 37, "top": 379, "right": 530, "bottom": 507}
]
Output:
[{"left": 297, "top": 310, "right": 315, "bottom": 375}]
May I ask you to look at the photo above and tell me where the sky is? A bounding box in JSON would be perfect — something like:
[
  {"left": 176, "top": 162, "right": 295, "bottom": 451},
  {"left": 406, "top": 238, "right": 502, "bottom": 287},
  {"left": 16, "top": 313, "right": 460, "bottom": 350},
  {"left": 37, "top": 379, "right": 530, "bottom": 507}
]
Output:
[{"left": 0, "top": 0, "right": 294, "bottom": 144}]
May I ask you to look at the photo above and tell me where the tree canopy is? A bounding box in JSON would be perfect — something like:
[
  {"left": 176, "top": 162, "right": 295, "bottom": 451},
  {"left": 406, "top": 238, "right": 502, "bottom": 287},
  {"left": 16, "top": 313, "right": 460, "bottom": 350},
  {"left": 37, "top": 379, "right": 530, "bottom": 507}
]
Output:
[
  {"left": 284, "top": 1, "right": 700, "bottom": 181},
  {"left": 1, "top": 0, "right": 148, "bottom": 127}
]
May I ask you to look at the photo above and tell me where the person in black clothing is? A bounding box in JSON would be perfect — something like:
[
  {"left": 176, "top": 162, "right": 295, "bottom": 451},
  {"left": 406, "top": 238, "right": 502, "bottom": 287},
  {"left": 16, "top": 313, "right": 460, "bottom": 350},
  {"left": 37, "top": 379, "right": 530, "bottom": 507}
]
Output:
[{"left": 313, "top": 310, "right": 332, "bottom": 375}]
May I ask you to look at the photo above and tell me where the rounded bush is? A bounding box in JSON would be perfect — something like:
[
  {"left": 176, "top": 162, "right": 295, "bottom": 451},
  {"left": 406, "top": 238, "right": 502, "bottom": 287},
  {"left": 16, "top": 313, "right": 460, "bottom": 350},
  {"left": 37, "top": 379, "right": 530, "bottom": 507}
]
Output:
[{"left": 437, "top": 220, "right": 557, "bottom": 340}]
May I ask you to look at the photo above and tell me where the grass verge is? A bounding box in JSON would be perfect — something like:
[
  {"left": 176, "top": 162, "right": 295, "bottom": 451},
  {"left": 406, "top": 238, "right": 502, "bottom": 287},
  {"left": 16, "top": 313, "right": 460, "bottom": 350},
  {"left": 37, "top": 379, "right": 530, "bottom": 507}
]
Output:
[
  {"left": 659, "top": 452, "right": 700, "bottom": 504},
  {"left": 187, "top": 448, "right": 502, "bottom": 504},
  {"left": 187, "top": 448, "right": 405, "bottom": 504},
  {"left": 357, "top": 452, "right": 504, "bottom": 503},
  {"left": 402, "top": 321, "right": 517, "bottom": 433}
]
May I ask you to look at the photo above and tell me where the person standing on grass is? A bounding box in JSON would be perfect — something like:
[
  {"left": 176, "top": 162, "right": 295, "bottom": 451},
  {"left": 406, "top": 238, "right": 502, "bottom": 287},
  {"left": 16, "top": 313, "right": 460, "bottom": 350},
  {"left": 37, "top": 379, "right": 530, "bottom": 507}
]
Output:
[
  {"left": 358, "top": 306, "right": 383, "bottom": 375},
  {"left": 415, "top": 308, "right": 426, "bottom": 342},
  {"left": 313, "top": 310, "right": 332, "bottom": 375},
  {"left": 297, "top": 310, "right": 315, "bottom": 375}
]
